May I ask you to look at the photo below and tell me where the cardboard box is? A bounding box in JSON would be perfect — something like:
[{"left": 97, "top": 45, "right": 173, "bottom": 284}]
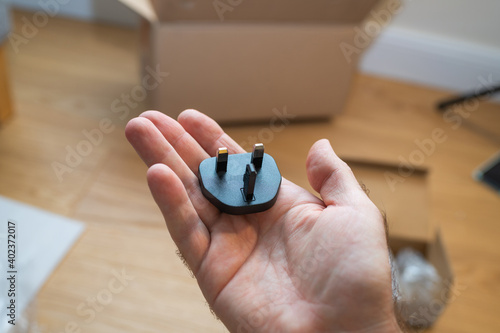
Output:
[
  {"left": 345, "top": 159, "right": 454, "bottom": 326},
  {"left": 118, "top": 0, "right": 384, "bottom": 122}
]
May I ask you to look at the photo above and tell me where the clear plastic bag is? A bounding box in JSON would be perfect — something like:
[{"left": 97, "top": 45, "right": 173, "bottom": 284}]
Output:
[{"left": 392, "top": 248, "right": 445, "bottom": 328}]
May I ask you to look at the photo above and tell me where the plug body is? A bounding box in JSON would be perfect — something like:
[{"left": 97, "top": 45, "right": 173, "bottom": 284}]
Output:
[{"left": 198, "top": 146, "right": 281, "bottom": 215}]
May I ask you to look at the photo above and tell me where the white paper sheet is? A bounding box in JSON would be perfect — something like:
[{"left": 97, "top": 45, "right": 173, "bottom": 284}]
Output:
[{"left": 0, "top": 196, "right": 85, "bottom": 333}]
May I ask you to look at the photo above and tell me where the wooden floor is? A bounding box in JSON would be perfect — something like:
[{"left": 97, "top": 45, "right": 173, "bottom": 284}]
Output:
[{"left": 1, "top": 11, "right": 500, "bottom": 333}]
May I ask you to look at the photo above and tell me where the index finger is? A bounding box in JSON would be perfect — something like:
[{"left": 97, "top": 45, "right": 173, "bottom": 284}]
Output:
[
  {"left": 139, "top": 110, "right": 211, "bottom": 175},
  {"left": 178, "top": 110, "right": 247, "bottom": 156}
]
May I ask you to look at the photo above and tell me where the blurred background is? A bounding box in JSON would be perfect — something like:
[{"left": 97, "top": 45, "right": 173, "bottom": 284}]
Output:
[{"left": 0, "top": 0, "right": 499, "bottom": 332}]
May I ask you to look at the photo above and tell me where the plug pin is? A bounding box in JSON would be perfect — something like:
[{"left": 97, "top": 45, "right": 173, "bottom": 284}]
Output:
[
  {"left": 243, "top": 163, "right": 257, "bottom": 201},
  {"left": 251, "top": 143, "right": 265, "bottom": 169},
  {"left": 216, "top": 147, "right": 228, "bottom": 173}
]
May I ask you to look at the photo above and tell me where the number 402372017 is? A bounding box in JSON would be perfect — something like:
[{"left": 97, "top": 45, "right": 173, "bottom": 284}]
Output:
[{"left": 7, "top": 221, "right": 16, "bottom": 270}]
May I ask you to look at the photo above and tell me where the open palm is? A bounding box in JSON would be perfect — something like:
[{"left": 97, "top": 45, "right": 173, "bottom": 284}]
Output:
[{"left": 126, "top": 110, "right": 400, "bottom": 333}]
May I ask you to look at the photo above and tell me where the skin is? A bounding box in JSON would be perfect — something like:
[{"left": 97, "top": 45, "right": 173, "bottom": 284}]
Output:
[{"left": 125, "top": 110, "right": 402, "bottom": 333}]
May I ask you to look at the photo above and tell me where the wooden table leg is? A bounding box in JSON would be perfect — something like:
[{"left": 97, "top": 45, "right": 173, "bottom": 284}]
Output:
[{"left": 0, "top": 42, "right": 13, "bottom": 124}]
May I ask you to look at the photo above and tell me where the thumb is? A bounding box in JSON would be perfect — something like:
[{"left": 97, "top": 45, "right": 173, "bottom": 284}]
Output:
[{"left": 306, "top": 139, "right": 363, "bottom": 206}]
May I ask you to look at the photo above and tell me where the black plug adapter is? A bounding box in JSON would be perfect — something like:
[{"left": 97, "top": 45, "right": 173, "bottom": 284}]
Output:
[{"left": 198, "top": 144, "right": 281, "bottom": 215}]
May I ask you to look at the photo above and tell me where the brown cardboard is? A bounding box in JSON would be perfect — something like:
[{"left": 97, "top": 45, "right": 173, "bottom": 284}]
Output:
[
  {"left": 118, "top": 0, "right": 385, "bottom": 122},
  {"left": 345, "top": 159, "right": 454, "bottom": 286},
  {"left": 149, "top": 0, "right": 380, "bottom": 23},
  {"left": 346, "top": 160, "right": 433, "bottom": 242}
]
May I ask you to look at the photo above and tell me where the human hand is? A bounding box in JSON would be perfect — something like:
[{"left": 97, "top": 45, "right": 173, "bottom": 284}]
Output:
[{"left": 125, "top": 110, "right": 401, "bottom": 333}]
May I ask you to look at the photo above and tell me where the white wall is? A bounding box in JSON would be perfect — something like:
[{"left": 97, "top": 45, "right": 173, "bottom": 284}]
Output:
[
  {"left": 361, "top": 0, "right": 500, "bottom": 95},
  {"left": 390, "top": 0, "right": 500, "bottom": 50}
]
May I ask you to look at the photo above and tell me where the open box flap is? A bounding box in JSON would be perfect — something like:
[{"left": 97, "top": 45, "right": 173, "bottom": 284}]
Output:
[
  {"left": 116, "top": 0, "right": 158, "bottom": 22},
  {"left": 427, "top": 230, "right": 454, "bottom": 283},
  {"left": 343, "top": 157, "right": 434, "bottom": 242}
]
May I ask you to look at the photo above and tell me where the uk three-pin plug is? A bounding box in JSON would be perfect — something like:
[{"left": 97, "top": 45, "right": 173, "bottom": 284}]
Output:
[{"left": 198, "top": 144, "right": 281, "bottom": 215}]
